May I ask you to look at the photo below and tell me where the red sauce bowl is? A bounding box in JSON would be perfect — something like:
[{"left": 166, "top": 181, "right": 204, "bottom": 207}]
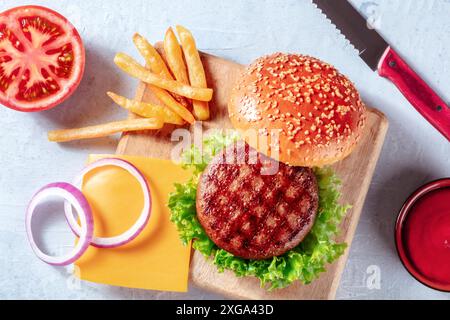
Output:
[{"left": 395, "top": 178, "right": 450, "bottom": 292}]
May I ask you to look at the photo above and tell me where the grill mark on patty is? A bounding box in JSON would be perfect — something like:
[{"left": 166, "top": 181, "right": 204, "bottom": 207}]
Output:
[
  {"left": 196, "top": 142, "right": 319, "bottom": 260},
  {"left": 246, "top": 177, "right": 286, "bottom": 249}
]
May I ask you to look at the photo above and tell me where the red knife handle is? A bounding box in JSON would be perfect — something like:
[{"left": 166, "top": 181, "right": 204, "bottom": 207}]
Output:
[{"left": 378, "top": 47, "right": 450, "bottom": 141}]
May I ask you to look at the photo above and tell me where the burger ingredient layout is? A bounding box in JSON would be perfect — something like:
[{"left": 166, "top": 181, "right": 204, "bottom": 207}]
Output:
[{"left": 19, "top": 11, "right": 373, "bottom": 294}]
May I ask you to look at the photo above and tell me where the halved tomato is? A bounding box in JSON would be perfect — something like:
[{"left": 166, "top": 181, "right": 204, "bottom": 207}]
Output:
[{"left": 0, "top": 6, "right": 85, "bottom": 112}]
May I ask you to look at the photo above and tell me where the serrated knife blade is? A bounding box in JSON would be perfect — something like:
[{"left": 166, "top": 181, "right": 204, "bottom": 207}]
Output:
[
  {"left": 312, "top": 0, "right": 450, "bottom": 141},
  {"left": 312, "top": 0, "right": 388, "bottom": 70}
]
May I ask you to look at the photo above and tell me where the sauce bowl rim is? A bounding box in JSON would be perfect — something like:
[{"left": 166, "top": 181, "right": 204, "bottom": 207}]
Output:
[{"left": 395, "top": 177, "right": 450, "bottom": 292}]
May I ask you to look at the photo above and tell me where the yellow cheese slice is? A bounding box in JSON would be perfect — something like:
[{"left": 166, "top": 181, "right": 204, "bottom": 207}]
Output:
[{"left": 75, "top": 154, "right": 192, "bottom": 292}]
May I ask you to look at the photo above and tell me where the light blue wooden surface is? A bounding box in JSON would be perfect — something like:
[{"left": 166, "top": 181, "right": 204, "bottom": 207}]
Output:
[{"left": 0, "top": 0, "right": 449, "bottom": 299}]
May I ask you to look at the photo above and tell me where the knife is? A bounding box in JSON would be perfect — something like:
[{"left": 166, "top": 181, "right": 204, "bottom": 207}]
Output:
[{"left": 312, "top": 0, "right": 450, "bottom": 141}]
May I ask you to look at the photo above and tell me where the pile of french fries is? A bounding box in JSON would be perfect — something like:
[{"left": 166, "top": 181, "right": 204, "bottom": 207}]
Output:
[{"left": 48, "top": 25, "right": 212, "bottom": 143}]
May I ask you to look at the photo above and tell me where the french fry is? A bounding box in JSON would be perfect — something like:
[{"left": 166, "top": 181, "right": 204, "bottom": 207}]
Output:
[
  {"left": 48, "top": 118, "right": 164, "bottom": 143},
  {"left": 107, "top": 91, "right": 184, "bottom": 125},
  {"left": 151, "top": 85, "right": 195, "bottom": 124},
  {"left": 176, "top": 25, "right": 210, "bottom": 121},
  {"left": 133, "top": 33, "right": 172, "bottom": 79},
  {"left": 164, "top": 27, "right": 190, "bottom": 85},
  {"left": 114, "top": 53, "right": 213, "bottom": 102},
  {"left": 132, "top": 33, "right": 190, "bottom": 109}
]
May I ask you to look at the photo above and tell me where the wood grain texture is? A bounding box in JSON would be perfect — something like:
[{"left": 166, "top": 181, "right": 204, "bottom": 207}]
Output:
[{"left": 116, "top": 50, "right": 389, "bottom": 300}]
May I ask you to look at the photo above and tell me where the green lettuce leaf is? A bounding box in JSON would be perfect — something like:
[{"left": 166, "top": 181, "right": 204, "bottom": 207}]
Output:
[{"left": 168, "top": 131, "right": 350, "bottom": 290}]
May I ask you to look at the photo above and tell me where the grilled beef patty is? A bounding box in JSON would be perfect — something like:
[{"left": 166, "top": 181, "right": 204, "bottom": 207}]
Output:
[{"left": 196, "top": 142, "right": 319, "bottom": 260}]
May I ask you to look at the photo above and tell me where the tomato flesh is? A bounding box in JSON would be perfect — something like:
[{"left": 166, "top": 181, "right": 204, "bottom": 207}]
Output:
[{"left": 0, "top": 6, "right": 85, "bottom": 112}]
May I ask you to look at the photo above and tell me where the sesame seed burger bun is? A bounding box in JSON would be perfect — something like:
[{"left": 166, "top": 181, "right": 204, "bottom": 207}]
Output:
[{"left": 228, "top": 53, "right": 366, "bottom": 167}]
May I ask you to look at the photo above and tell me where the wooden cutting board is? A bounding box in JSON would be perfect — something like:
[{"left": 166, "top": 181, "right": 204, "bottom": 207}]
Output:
[{"left": 116, "top": 50, "right": 389, "bottom": 300}]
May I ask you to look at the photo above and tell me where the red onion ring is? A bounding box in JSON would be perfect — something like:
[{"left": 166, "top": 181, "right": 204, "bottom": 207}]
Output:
[
  {"left": 26, "top": 183, "right": 94, "bottom": 266},
  {"left": 64, "top": 158, "right": 151, "bottom": 248}
]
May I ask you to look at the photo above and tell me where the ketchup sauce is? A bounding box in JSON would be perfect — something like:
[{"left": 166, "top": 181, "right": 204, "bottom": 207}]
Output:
[{"left": 396, "top": 179, "right": 450, "bottom": 291}]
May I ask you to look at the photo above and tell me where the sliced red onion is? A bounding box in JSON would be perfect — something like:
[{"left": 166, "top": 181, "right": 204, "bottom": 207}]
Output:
[
  {"left": 26, "top": 182, "right": 94, "bottom": 266},
  {"left": 64, "top": 158, "right": 151, "bottom": 248}
]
